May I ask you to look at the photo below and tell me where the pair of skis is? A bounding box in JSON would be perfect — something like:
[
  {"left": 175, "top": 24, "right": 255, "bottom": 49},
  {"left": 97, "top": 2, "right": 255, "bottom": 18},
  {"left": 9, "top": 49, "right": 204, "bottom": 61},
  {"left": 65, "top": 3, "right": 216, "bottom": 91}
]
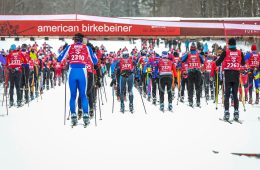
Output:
[{"left": 219, "top": 118, "right": 243, "bottom": 124}]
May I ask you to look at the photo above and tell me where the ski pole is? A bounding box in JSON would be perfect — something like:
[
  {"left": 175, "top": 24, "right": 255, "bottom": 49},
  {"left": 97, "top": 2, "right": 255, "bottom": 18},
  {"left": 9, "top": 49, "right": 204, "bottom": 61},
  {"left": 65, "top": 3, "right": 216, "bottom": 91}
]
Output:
[
  {"left": 139, "top": 85, "right": 147, "bottom": 114},
  {"left": 97, "top": 87, "right": 102, "bottom": 120},
  {"left": 240, "top": 74, "right": 246, "bottom": 112},
  {"left": 216, "top": 70, "right": 219, "bottom": 110},
  {"left": 4, "top": 67, "right": 8, "bottom": 115},
  {"left": 177, "top": 70, "right": 181, "bottom": 105},
  {"left": 102, "top": 77, "right": 107, "bottom": 102},
  {"left": 203, "top": 73, "right": 208, "bottom": 105},
  {"left": 67, "top": 110, "right": 71, "bottom": 120},
  {"left": 112, "top": 84, "right": 115, "bottom": 113},
  {"left": 64, "top": 75, "right": 67, "bottom": 125},
  {"left": 94, "top": 87, "right": 97, "bottom": 126}
]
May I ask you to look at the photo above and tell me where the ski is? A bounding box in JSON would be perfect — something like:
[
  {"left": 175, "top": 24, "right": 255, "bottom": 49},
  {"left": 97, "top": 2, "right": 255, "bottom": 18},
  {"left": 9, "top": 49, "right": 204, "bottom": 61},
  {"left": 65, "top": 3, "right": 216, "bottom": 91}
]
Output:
[
  {"left": 71, "top": 123, "right": 89, "bottom": 128},
  {"left": 219, "top": 118, "right": 232, "bottom": 124},
  {"left": 231, "top": 119, "right": 243, "bottom": 124}
]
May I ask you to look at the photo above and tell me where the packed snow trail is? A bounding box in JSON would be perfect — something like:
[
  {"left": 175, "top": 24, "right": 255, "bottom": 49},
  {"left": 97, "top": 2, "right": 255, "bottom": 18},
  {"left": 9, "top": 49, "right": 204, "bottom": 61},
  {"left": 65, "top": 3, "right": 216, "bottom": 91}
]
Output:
[{"left": 0, "top": 75, "right": 260, "bottom": 170}]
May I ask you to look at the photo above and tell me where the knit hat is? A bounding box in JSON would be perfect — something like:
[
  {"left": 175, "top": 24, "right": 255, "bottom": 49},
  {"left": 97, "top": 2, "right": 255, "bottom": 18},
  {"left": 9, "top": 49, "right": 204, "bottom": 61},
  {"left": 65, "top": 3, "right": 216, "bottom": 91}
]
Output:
[{"left": 228, "top": 38, "right": 236, "bottom": 46}]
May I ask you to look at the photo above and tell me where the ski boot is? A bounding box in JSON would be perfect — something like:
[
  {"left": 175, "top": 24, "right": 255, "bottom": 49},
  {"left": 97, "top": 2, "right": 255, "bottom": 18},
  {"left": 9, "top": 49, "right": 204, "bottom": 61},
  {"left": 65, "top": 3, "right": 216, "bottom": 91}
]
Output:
[
  {"left": 129, "top": 103, "right": 134, "bottom": 113},
  {"left": 248, "top": 97, "right": 253, "bottom": 104},
  {"left": 223, "top": 110, "right": 230, "bottom": 121},
  {"left": 9, "top": 100, "right": 14, "bottom": 107},
  {"left": 83, "top": 113, "right": 90, "bottom": 127},
  {"left": 71, "top": 113, "right": 78, "bottom": 126},
  {"left": 147, "top": 96, "right": 151, "bottom": 102},
  {"left": 168, "top": 103, "right": 173, "bottom": 111},
  {"left": 211, "top": 95, "right": 214, "bottom": 100},
  {"left": 25, "top": 98, "right": 29, "bottom": 104},
  {"left": 78, "top": 109, "right": 83, "bottom": 120},
  {"left": 120, "top": 102, "right": 125, "bottom": 113},
  {"left": 89, "top": 108, "right": 94, "bottom": 119},
  {"left": 30, "top": 94, "right": 34, "bottom": 101},
  {"left": 160, "top": 103, "right": 164, "bottom": 112},
  {"left": 189, "top": 102, "right": 193, "bottom": 108},
  {"left": 152, "top": 98, "right": 156, "bottom": 105},
  {"left": 255, "top": 92, "right": 259, "bottom": 104},
  {"left": 143, "top": 93, "right": 146, "bottom": 98},
  {"left": 17, "top": 100, "right": 22, "bottom": 107},
  {"left": 180, "top": 96, "right": 184, "bottom": 103},
  {"left": 233, "top": 110, "right": 239, "bottom": 121},
  {"left": 206, "top": 95, "right": 209, "bottom": 101},
  {"left": 35, "top": 91, "right": 39, "bottom": 98},
  {"left": 196, "top": 102, "right": 201, "bottom": 108}
]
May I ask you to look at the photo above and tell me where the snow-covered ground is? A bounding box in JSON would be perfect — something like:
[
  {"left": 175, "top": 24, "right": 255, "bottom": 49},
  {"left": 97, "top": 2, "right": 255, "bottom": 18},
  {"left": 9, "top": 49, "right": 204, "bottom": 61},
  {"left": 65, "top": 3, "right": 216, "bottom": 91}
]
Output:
[{"left": 0, "top": 39, "right": 259, "bottom": 170}]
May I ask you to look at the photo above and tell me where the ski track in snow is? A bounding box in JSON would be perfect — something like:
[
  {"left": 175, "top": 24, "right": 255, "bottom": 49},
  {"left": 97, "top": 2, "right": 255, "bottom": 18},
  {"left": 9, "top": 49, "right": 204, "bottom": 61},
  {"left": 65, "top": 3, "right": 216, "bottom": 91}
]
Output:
[{"left": 0, "top": 39, "right": 260, "bottom": 170}]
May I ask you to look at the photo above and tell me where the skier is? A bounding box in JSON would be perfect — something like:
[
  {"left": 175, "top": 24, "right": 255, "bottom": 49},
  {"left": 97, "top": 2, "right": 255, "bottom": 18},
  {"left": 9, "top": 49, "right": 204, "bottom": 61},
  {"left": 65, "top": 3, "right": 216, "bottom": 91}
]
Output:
[
  {"left": 20, "top": 44, "right": 30, "bottom": 104},
  {"left": 181, "top": 43, "right": 204, "bottom": 107},
  {"left": 137, "top": 51, "right": 149, "bottom": 98},
  {"left": 6, "top": 44, "right": 27, "bottom": 107},
  {"left": 116, "top": 51, "right": 135, "bottom": 113},
  {"left": 215, "top": 38, "right": 245, "bottom": 121},
  {"left": 58, "top": 33, "right": 98, "bottom": 126},
  {"left": 179, "top": 60, "right": 188, "bottom": 103},
  {"left": 203, "top": 53, "right": 215, "bottom": 100},
  {"left": 158, "top": 51, "right": 177, "bottom": 111},
  {"left": 244, "top": 44, "right": 260, "bottom": 104},
  {"left": 150, "top": 53, "right": 160, "bottom": 105}
]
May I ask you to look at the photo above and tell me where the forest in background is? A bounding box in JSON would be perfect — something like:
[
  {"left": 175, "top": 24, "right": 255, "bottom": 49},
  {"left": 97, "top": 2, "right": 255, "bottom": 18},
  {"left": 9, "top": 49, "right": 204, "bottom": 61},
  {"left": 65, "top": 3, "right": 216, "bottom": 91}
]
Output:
[{"left": 1, "top": 0, "right": 260, "bottom": 17}]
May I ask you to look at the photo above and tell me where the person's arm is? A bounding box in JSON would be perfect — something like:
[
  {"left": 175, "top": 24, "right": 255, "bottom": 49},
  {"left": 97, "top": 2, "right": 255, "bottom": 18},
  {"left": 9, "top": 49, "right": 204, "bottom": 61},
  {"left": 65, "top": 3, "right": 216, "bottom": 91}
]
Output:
[
  {"left": 57, "top": 45, "right": 70, "bottom": 62},
  {"left": 244, "top": 52, "right": 251, "bottom": 61},
  {"left": 216, "top": 50, "right": 226, "bottom": 66},
  {"left": 87, "top": 46, "right": 98, "bottom": 65},
  {"left": 181, "top": 53, "right": 188, "bottom": 63}
]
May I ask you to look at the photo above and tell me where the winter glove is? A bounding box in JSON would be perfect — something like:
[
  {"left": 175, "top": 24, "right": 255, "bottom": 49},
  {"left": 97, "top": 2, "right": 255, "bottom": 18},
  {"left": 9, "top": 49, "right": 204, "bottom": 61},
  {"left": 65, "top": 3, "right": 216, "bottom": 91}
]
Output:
[{"left": 210, "top": 76, "right": 214, "bottom": 82}]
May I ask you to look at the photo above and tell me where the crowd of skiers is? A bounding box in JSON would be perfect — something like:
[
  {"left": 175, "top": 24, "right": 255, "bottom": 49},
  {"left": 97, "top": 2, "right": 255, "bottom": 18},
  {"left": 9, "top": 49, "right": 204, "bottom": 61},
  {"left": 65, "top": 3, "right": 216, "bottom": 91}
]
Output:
[
  {"left": 1, "top": 34, "right": 259, "bottom": 125},
  {"left": 108, "top": 38, "right": 259, "bottom": 122},
  {"left": 0, "top": 42, "right": 69, "bottom": 108}
]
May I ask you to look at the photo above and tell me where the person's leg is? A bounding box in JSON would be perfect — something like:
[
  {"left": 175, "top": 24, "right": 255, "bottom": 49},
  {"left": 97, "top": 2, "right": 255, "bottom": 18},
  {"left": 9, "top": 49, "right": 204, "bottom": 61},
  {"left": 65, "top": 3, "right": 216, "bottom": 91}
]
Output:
[
  {"left": 120, "top": 76, "right": 126, "bottom": 112},
  {"left": 195, "top": 71, "right": 202, "bottom": 105},
  {"left": 15, "top": 71, "right": 22, "bottom": 105},
  {"left": 166, "top": 77, "right": 173, "bottom": 110},
  {"left": 127, "top": 74, "right": 134, "bottom": 111},
  {"left": 78, "top": 68, "right": 88, "bottom": 114},
  {"left": 187, "top": 72, "right": 194, "bottom": 105},
  {"left": 9, "top": 70, "right": 15, "bottom": 104},
  {"left": 69, "top": 68, "right": 78, "bottom": 114},
  {"left": 87, "top": 73, "right": 95, "bottom": 115}
]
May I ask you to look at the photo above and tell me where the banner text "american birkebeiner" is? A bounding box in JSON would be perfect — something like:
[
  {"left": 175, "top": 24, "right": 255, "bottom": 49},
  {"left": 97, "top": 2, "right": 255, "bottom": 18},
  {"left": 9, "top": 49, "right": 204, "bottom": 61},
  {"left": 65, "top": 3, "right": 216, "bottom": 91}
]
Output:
[{"left": 37, "top": 24, "right": 132, "bottom": 33}]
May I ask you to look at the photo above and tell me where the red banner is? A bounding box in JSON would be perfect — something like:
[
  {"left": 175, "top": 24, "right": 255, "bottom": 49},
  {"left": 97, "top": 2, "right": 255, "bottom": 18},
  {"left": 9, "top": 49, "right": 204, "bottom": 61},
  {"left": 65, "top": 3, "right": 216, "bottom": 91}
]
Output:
[{"left": 0, "top": 20, "right": 180, "bottom": 36}]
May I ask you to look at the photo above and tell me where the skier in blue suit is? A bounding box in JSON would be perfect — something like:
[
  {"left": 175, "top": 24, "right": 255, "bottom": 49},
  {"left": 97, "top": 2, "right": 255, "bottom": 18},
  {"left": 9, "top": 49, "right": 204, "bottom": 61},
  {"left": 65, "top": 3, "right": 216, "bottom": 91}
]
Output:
[{"left": 58, "top": 33, "right": 98, "bottom": 126}]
